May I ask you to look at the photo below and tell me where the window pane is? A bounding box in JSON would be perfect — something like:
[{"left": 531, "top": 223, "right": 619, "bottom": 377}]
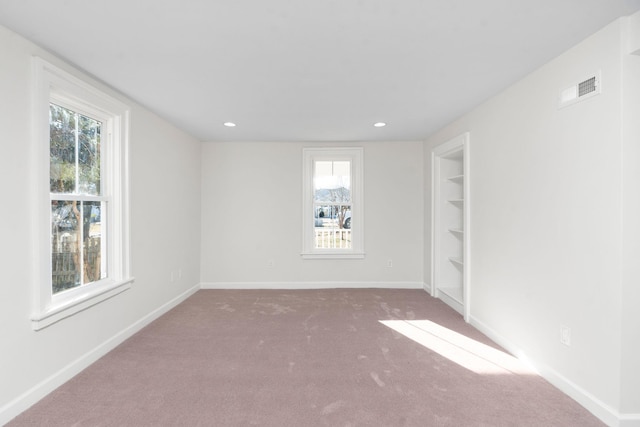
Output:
[
  {"left": 313, "top": 160, "right": 352, "bottom": 249},
  {"left": 314, "top": 204, "right": 352, "bottom": 249},
  {"left": 338, "top": 205, "right": 352, "bottom": 230},
  {"left": 314, "top": 160, "right": 351, "bottom": 203},
  {"left": 83, "top": 200, "right": 106, "bottom": 284},
  {"left": 50, "top": 104, "right": 77, "bottom": 193},
  {"left": 51, "top": 200, "right": 81, "bottom": 293},
  {"left": 78, "top": 114, "right": 101, "bottom": 195},
  {"left": 314, "top": 204, "right": 333, "bottom": 227},
  {"left": 49, "top": 104, "right": 102, "bottom": 195},
  {"left": 51, "top": 200, "right": 106, "bottom": 294}
]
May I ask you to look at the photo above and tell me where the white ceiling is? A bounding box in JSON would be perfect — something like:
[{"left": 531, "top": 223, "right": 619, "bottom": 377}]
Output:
[{"left": 1, "top": 1, "right": 639, "bottom": 142}]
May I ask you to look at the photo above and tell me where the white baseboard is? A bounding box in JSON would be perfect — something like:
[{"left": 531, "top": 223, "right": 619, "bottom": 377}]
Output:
[
  {"left": 469, "top": 315, "right": 636, "bottom": 427},
  {"left": 619, "top": 415, "right": 640, "bottom": 427},
  {"left": 0, "top": 284, "right": 200, "bottom": 426},
  {"left": 200, "top": 281, "right": 425, "bottom": 290},
  {"left": 422, "top": 282, "right": 433, "bottom": 296},
  {"left": 436, "top": 289, "right": 464, "bottom": 315}
]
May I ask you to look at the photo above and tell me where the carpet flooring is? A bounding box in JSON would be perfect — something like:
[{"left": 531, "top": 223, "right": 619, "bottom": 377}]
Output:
[{"left": 8, "top": 289, "right": 605, "bottom": 426}]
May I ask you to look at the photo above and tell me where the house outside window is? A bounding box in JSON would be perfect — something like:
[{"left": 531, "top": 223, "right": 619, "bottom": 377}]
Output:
[
  {"left": 32, "top": 58, "right": 132, "bottom": 330},
  {"left": 302, "top": 147, "right": 364, "bottom": 259}
]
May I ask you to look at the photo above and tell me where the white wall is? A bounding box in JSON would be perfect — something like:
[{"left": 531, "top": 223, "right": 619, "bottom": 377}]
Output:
[
  {"left": 200, "top": 141, "right": 423, "bottom": 287},
  {"left": 0, "top": 25, "right": 202, "bottom": 424},
  {"left": 424, "top": 16, "right": 640, "bottom": 425},
  {"left": 620, "top": 13, "right": 640, "bottom": 416}
]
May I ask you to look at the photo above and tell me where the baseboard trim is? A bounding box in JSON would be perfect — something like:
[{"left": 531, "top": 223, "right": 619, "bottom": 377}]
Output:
[
  {"left": 200, "top": 281, "right": 424, "bottom": 290},
  {"left": 619, "top": 414, "right": 640, "bottom": 427},
  {"left": 0, "top": 283, "right": 200, "bottom": 426},
  {"left": 422, "top": 282, "right": 433, "bottom": 296},
  {"left": 469, "top": 315, "right": 634, "bottom": 427},
  {"left": 436, "top": 290, "right": 464, "bottom": 315}
]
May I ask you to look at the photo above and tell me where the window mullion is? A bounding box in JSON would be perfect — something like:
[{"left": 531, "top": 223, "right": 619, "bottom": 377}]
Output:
[
  {"left": 79, "top": 202, "right": 85, "bottom": 285},
  {"left": 74, "top": 112, "right": 80, "bottom": 194},
  {"left": 50, "top": 194, "right": 106, "bottom": 202}
]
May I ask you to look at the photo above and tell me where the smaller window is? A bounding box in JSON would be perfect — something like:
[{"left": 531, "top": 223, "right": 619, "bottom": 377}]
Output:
[{"left": 302, "top": 147, "right": 364, "bottom": 259}]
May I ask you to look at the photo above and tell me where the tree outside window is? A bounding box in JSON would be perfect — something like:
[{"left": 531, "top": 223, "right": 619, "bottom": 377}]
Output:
[{"left": 50, "top": 103, "right": 107, "bottom": 293}]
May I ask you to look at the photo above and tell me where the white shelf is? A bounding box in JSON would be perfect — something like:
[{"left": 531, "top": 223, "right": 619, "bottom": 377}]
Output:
[
  {"left": 448, "top": 257, "right": 464, "bottom": 266},
  {"left": 442, "top": 149, "right": 463, "bottom": 160},
  {"left": 433, "top": 135, "right": 467, "bottom": 318}
]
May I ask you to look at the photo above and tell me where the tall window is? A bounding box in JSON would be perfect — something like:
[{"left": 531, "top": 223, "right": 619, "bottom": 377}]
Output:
[
  {"left": 32, "top": 58, "right": 132, "bottom": 330},
  {"left": 302, "top": 148, "right": 364, "bottom": 259}
]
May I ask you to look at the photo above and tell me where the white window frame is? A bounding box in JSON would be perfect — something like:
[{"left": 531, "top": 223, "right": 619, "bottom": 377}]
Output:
[
  {"left": 302, "top": 147, "right": 364, "bottom": 259},
  {"left": 31, "top": 58, "right": 133, "bottom": 330}
]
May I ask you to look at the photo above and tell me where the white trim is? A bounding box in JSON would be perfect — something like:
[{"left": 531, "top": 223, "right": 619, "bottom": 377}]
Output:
[
  {"left": 437, "top": 289, "right": 464, "bottom": 315},
  {"left": 302, "top": 147, "right": 364, "bottom": 258},
  {"left": 422, "top": 282, "right": 434, "bottom": 296},
  {"left": 31, "top": 57, "right": 132, "bottom": 327},
  {"left": 31, "top": 278, "right": 134, "bottom": 330},
  {"left": 469, "top": 314, "right": 632, "bottom": 427},
  {"left": 619, "top": 415, "right": 640, "bottom": 427},
  {"left": 431, "top": 133, "right": 470, "bottom": 321},
  {"left": 462, "top": 136, "right": 470, "bottom": 321},
  {"left": 0, "top": 284, "right": 200, "bottom": 426},
  {"left": 200, "top": 281, "right": 424, "bottom": 290}
]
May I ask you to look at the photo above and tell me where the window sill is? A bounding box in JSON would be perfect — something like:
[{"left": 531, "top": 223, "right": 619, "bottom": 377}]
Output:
[
  {"left": 31, "top": 278, "right": 134, "bottom": 331},
  {"left": 301, "top": 252, "right": 366, "bottom": 260}
]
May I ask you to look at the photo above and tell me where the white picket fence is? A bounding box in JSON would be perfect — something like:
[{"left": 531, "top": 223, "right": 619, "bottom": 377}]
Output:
[{"left": 314, "top": 228, "right": 352, "bottom": 249}]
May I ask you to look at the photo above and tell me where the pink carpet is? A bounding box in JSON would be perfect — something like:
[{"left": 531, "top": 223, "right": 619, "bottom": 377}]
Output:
[{"left": 8, "top": 289, "right": 604, "bottom": 426}]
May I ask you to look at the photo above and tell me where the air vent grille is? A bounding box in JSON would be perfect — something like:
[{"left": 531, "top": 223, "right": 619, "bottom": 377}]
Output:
[
  {"left": 558, "top": 72, "right": 601, "bottom": 109},
  {"left": 578, "top": 77, "right": 597, "bottom": 97}
]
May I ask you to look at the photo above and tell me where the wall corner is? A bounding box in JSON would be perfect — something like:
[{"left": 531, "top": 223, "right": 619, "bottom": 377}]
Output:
[{"left": 624, "top": 11, "right": 640, "bottom": 55}]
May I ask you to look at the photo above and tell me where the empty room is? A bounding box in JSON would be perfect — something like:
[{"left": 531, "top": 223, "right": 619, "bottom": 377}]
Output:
[{"left": 1, "top": 1, "right": 639, "bottom": 426}]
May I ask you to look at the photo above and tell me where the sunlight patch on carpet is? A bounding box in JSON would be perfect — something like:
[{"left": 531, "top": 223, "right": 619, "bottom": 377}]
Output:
[{"left": 380, "top": 320, "right": 535, "bottom": 375}]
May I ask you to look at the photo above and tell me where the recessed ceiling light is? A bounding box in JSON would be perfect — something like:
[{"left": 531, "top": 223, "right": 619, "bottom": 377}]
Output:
[
  {"left": 223, "top": 122, "right": 236, "bottom": 127},
  {"left": 373, "top": 122, "right": 386, "bottom": 127}
]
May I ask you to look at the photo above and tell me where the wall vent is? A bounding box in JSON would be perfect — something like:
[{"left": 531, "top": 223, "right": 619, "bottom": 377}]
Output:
[
  {"left": 558, "top": 72, "right": 601, "bottom": 108},
  {"left": 578, "top": 76, "right": 597, "bottom": 97}
]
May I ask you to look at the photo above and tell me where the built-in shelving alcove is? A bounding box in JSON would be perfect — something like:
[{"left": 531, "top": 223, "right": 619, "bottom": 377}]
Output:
[{"left": 431, "top": 133, "right": 469, "bottom": 319}]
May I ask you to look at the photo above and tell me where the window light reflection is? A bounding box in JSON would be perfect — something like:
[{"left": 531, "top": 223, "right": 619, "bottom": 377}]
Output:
[{"left": 379, "top": 320, "right": 535, "bottom": 375}]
